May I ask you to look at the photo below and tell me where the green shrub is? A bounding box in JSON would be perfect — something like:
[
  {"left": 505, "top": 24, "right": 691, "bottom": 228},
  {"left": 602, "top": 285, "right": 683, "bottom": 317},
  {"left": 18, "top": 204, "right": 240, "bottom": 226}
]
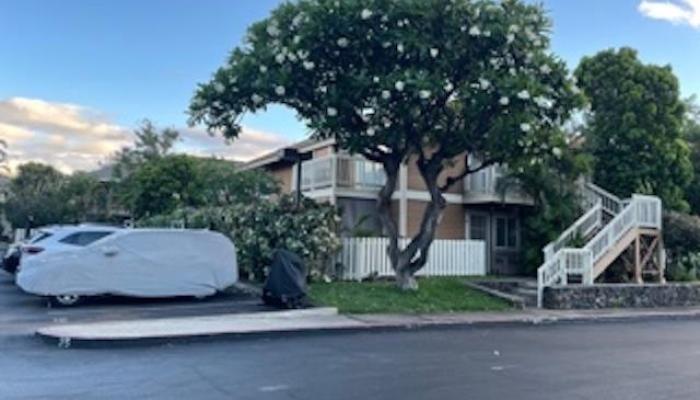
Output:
[
  {"left": 663, "top": 211, "right": 700, "bottom": 281},
  {"left": 138, "top": 194, "right": 341, "bottom": 282}
]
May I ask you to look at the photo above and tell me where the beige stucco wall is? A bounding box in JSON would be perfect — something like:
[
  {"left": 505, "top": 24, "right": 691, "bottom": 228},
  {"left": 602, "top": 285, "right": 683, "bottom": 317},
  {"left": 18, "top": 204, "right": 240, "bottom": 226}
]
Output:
[
  {"left": 268, "top": 166, "right": 293, "bottom": 193},
  {"left": 405, "top": 151, "right": 467, "bottom": 195},
  {"left": 405, "top": 200, "right": 465, "bottom": 240}
]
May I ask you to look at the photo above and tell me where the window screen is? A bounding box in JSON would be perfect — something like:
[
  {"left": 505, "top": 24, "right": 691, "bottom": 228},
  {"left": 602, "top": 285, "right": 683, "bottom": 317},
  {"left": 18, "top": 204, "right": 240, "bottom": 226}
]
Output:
[
  {"left": 469, "top": 215, "right": 487, "bottom": 240},
  {"left": 496, "top": 217, "right": 507, "bottom": 247}
]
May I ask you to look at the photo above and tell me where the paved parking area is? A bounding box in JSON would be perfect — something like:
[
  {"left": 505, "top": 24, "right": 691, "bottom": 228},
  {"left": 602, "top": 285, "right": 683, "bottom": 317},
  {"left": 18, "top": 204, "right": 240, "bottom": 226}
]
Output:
[{"left": 0, "top": 271, "right": 270, "bottom": 336}]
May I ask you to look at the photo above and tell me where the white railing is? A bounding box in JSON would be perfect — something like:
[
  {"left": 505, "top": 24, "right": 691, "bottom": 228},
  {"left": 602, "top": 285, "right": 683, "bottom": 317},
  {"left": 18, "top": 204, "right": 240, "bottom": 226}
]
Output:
[
  {"left": 537, "top": 248, "right": 592, "bottom": 307},
  {"left": 583, "top": 182, "right": 625, "bottom": 215},
  {"left": 465, "top": 163, "right": 529, "bottom": 199},
  {"left": 584, "top": 194, "right": 661, "bottom": 266},
  {"left": 543, "top": 202, "right": 603, "bottom": 261},
  {"left": 300, "top": 156, "right": 333, "bottom": 191},
  {"left": 537, "top": 193, "right": 662, "bottom": 308},
  {"left": 300, "top": 154, "right": 385, "bottom": 192},
  {"left": 338, "top": 237, "right": 486, "bottom": 280}
]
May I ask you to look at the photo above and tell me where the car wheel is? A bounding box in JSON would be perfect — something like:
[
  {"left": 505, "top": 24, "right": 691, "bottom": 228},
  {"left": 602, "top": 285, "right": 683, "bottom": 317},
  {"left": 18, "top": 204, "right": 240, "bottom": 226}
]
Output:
[{"left": 53, "top": 294, "right": 81, "bottom": 307}]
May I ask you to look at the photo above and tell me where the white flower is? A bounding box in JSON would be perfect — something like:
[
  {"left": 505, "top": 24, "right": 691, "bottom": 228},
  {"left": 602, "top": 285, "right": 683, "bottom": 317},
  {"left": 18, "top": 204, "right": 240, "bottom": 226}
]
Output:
[
  {"left": 469, "top": 26, "right": 481, "bottom": 36},
  {"left": 292, "top": 13, "right": 304, "bottom": 27},
  {"left": 381, "top": 90, "right": 391, "bottom": 99},
  {"left": 395, "top": 81, "right": 405, "bottom": 91},
  {"left": 275, "top": 54, "right": 286, "bottom": 64},
  {"left": 534, "top": 95, "right": 554, "bottom": 109},
  {"left": 361, "top": 9, "right": 373, "bottom": 19},
  {"left": 337, "top": 37, "right": 349, "bottom": 48},
  {"left": 366, "top": 127, "right": 376, "bottom": 136},
  {"left": 478, "top": 78, "right": 491, "bottom": 90},
  {"left": 520, "top": 123, "right": 531, "bottom": 132},
  {"left": 259, "top": 65, "right": 268, "bottom": 73},
  {"left": 327, "top": 107, "right": 338, "bottom": 117},
  {"left": 319, "top": 85, "right": 328, "bottom": 93},
  {"left": 266, "top": 22, "right": 280, "bottom": 37},
  {"left": 297, "top": 50, "right": 309, "bottom": 59},
  {"left": 397, "top": 43, "right": 405, "bottom": 53},
  {"left": 517, "top": 90, "right": 530, "bottom": 100},
  {"left": 213, "top": 82, "right": 225, "bottom": 94},
  {"left": 540, "top": 64, "right": 552, "bottom": 75},
  {"left": 460, "top": 25, "right": 467, "bottom": 32},
  {"left": 419, "top": 90, "right": 431, "bottom": 99},
  {"left": 444, "top": 82, "right": 454, "bottom": 92},
  {"left": 373, "top": 76, "right": 380, "bottom": 83},
  {"left": 509, "top": 24, "right": 520, "bottom": 33},
  {"left": 383, "top": 118, "right": 392, "bottom": 128},
  {"left": 506, "top": 33, "right": 515, "bottom": 44},
  {"left": 251, "top": 94, "right": 263, "bottom": 104},
  {"left": 275, "top": 86, "right": 286, "bottom": 96},
  {"left": 499, "top": 96, "right": 510, "bottom": 106},
  {"left": 293, "top": 35, "right": 301, "bottom": 44},
  {"left": 430, "top": 48, "right": 439, "bottom": 58},
  {"left": 509, "top": 68, "right": 517, "bottom": 76},
  {"left": 552, "top": 147, "right": 562, "bottom": 158},
  {"left": 303, "top": 61, "right": 315, "bottom": 70}
]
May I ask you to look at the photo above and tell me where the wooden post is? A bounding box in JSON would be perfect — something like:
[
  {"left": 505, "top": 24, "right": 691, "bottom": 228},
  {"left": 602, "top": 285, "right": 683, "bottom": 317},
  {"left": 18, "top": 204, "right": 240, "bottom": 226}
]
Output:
[{"left": 634, "top": 233, "right": 642, "bottom": 284}]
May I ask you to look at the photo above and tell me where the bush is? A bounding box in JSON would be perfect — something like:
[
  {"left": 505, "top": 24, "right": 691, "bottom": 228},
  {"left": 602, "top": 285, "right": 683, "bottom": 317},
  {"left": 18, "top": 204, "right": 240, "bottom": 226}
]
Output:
[
  {"left": 663, "top": 211, "right": 700, "bottom": 281},
  {"left": 138, "top": 195, "right": 341, "bottom": 282}
]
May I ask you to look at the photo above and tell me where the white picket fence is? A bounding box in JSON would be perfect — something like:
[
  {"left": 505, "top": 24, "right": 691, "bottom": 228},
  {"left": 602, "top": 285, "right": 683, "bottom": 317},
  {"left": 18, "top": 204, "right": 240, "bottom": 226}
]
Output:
[{"left": 337, "top": 237, "right": 486, "bottom": 280}]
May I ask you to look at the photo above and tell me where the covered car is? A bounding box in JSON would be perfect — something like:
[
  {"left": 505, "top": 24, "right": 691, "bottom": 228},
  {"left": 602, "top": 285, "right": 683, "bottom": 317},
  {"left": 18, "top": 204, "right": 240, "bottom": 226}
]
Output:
[{"left": 16, "top": 229, "right": 238, "bottom": 305}]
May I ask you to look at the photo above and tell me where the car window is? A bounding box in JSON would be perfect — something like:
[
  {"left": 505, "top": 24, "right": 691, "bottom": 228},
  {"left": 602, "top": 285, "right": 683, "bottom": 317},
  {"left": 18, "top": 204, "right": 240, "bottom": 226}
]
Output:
[
  {"left": 30, "top": 232, "right": 53, "bottom": 243},
  {"left": 59, "top": 231, "right": 114, "bottom": 247}
]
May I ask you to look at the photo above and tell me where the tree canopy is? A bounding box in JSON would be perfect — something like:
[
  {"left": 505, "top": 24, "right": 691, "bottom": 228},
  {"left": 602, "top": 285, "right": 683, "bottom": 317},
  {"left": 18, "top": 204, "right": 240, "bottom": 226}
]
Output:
[
  {"left": 575, "top": 47, "right": 692, "bottom": 211},
  {"left": 189, "top": 0, "right": 580, "bottom": 288}
]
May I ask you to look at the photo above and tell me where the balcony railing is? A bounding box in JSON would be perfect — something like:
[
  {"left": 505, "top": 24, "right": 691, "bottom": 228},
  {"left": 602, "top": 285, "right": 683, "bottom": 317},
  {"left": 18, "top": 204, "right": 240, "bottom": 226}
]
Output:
[
  {"left": 464, "top": 163, "right": 533, "bottom": 205},
  {"left": 300, "top": 154, "right": 385, "bottom": 192}
]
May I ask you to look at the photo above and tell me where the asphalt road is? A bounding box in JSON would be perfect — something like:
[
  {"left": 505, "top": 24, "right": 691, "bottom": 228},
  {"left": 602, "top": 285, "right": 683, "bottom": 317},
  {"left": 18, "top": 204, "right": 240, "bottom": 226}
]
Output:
[
  {"left": 0, "top": 270, "right": 268, "bottom": 336},
  {"left": 2, "top": 317, "right": 700, "bottom": 399}
]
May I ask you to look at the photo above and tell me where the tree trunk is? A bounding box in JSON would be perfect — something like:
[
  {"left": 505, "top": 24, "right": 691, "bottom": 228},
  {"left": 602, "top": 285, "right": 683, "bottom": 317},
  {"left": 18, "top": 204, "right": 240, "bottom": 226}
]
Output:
[{"left": 376, "top": 157, "right": 446, "bottom": 291}]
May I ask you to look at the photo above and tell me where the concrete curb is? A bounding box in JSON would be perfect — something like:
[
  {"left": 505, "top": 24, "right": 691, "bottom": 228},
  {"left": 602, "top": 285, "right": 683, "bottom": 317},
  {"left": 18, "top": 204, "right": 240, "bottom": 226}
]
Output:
[{"left": 34, "top": 306, "right": 700, "bottom": 348}]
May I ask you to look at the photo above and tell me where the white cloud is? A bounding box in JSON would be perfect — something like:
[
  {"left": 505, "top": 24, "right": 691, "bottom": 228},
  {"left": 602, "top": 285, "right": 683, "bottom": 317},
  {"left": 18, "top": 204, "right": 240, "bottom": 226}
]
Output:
[
  {"left": 177, "top": 127, "right": 292, "bottom": 162},
  {"left": 639, "top": 0, "right": 700, "bottom": 28},
  {"left": 0, "top": 97, "right": 291, "bottom": 174}
]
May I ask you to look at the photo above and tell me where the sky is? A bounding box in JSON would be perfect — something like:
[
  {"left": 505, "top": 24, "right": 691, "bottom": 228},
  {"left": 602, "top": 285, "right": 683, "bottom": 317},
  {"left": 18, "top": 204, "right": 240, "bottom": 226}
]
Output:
[{"left": 1, "top": 0, "right": 699, "bottom": 173}]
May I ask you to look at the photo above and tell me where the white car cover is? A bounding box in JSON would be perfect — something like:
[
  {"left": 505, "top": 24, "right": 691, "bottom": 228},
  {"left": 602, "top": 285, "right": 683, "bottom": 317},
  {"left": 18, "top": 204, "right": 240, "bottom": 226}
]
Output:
[{"left": 17, "top": 229, "right": 238, "bottom": 298}]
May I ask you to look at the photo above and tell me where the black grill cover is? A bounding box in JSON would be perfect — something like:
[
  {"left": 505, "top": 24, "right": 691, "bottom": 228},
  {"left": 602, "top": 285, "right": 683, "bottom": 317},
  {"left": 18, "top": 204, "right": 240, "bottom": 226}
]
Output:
[{"left": 262, "top": 249, "right": 308, "bottom": 309}]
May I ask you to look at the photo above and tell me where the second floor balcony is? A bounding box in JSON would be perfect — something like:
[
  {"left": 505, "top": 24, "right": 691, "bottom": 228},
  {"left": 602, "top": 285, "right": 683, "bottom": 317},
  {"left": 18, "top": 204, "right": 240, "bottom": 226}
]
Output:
[
  {"left": 298, "top": 153, "right": 534, "bottom": 206},
  {"left": 299, "top": 154, "right": 385, "bottom": 193}
]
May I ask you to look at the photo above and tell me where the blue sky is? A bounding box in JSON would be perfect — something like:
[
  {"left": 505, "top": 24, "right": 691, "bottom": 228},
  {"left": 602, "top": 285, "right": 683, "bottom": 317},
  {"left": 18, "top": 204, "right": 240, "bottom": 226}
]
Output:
[{"left": 1, "top": 0, "right": 699, "bottom": 172}]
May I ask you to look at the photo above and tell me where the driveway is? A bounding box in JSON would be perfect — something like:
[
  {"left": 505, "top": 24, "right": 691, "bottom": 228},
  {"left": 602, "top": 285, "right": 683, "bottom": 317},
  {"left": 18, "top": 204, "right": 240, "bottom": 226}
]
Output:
[{"left": 0, "top": 271, "right": 269, "bottom": 336}]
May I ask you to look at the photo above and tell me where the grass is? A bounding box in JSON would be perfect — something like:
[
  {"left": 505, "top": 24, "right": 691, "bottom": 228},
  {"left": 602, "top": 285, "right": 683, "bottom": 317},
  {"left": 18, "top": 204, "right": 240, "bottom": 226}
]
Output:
[{"left": 309, "top": 277, "right": 512, "bottom": 314}]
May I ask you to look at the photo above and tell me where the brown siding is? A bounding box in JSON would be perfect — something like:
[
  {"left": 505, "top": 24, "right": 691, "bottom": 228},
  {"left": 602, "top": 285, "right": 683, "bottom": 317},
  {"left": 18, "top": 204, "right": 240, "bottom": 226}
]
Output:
[
  {"left": 405, "top": 200, "right": 465, "bottom": 240},
  {"left": 405, "top": 151, "right": 467, "bottom": 195},
  {"left": 268, "top": 166, "right": 293, "bottom": 193}
]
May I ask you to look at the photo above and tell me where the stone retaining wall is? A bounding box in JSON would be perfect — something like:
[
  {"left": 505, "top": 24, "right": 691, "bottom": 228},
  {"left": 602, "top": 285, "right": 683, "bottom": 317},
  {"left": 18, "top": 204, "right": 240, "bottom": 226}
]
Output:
[{"left": 544, "top": 283, "right": 700, "bottom": 310}]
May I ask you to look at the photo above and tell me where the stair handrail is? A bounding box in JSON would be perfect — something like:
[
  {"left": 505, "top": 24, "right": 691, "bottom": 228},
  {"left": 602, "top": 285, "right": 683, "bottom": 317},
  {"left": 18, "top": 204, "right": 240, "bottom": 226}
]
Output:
[
  {"left": 543, "top": 201, "right": 603, "bottom": 262},
  {"left": 537, "top": 248, "right": 593, "bottom": 308},
  {"left": 537, "top": 193, "right": 662, "bottom": 308},
  {"left": 583, "top": 194, "right": 662, "bottom": 268},
  {"left": 583, "top": 182, "right": 625, "bottom": 215}
]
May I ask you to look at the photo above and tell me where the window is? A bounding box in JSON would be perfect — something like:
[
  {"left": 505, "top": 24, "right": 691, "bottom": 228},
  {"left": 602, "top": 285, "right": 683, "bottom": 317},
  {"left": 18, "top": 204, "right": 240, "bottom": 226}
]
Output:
[
  {"left": 495, "top": 217, "right": 518, "bottom": 249},
  {"left": 469, "top": 215, "right": 487, "bottom": 240},
  {"left": 59, "top": 231, "right": 114, "bottom": 247},
  {"left": 30, "top": 231, "right": 53, "bottom": 243}
]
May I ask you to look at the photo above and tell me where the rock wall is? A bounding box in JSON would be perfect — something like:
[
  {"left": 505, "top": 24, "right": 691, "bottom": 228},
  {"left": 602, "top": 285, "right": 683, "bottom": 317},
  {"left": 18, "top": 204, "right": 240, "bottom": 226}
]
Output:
[{"left": 544, "top": 283, "right": 700, "bottom": 309}]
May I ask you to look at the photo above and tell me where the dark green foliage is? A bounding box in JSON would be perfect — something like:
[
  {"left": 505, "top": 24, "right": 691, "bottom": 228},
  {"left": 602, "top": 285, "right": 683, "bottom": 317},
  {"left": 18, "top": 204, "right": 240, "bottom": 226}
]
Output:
[
  {"left": 663, "top": 211, "right": 700, "bottom": 282},
  {"left": 508, "top": 138, "right": 592, "bottom": 274},
  {"left": 2, "top": 163, "right": 107, "bottom": 228},
  {"left": 575, "top": 48, "right": 692, "bottom": 211}
]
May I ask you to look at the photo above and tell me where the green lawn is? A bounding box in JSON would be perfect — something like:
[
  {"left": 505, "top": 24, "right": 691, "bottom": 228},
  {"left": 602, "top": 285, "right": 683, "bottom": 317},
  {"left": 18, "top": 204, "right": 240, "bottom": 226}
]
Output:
[{"left": 309, "top": 277, "right": 511, "bottom": 314}]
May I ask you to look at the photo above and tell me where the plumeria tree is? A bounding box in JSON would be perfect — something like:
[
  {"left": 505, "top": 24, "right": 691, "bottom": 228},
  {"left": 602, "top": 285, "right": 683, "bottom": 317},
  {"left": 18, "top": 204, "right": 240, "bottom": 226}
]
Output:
[{"left": 189, "top": 0, "right": 580, "bottom": 289}]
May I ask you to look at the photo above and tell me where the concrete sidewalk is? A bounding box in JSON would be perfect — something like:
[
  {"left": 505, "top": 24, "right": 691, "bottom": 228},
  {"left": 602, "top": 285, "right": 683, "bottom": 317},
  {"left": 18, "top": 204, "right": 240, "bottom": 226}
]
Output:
[{"left": 35, "top": 306, "right": 700, "bottom": 346}]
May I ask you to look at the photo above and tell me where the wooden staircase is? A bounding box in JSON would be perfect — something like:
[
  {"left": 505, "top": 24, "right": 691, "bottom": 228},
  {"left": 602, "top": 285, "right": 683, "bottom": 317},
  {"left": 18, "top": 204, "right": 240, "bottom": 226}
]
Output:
[{"left": 537, "top": 183, "right": 664, "bottom": 307}]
